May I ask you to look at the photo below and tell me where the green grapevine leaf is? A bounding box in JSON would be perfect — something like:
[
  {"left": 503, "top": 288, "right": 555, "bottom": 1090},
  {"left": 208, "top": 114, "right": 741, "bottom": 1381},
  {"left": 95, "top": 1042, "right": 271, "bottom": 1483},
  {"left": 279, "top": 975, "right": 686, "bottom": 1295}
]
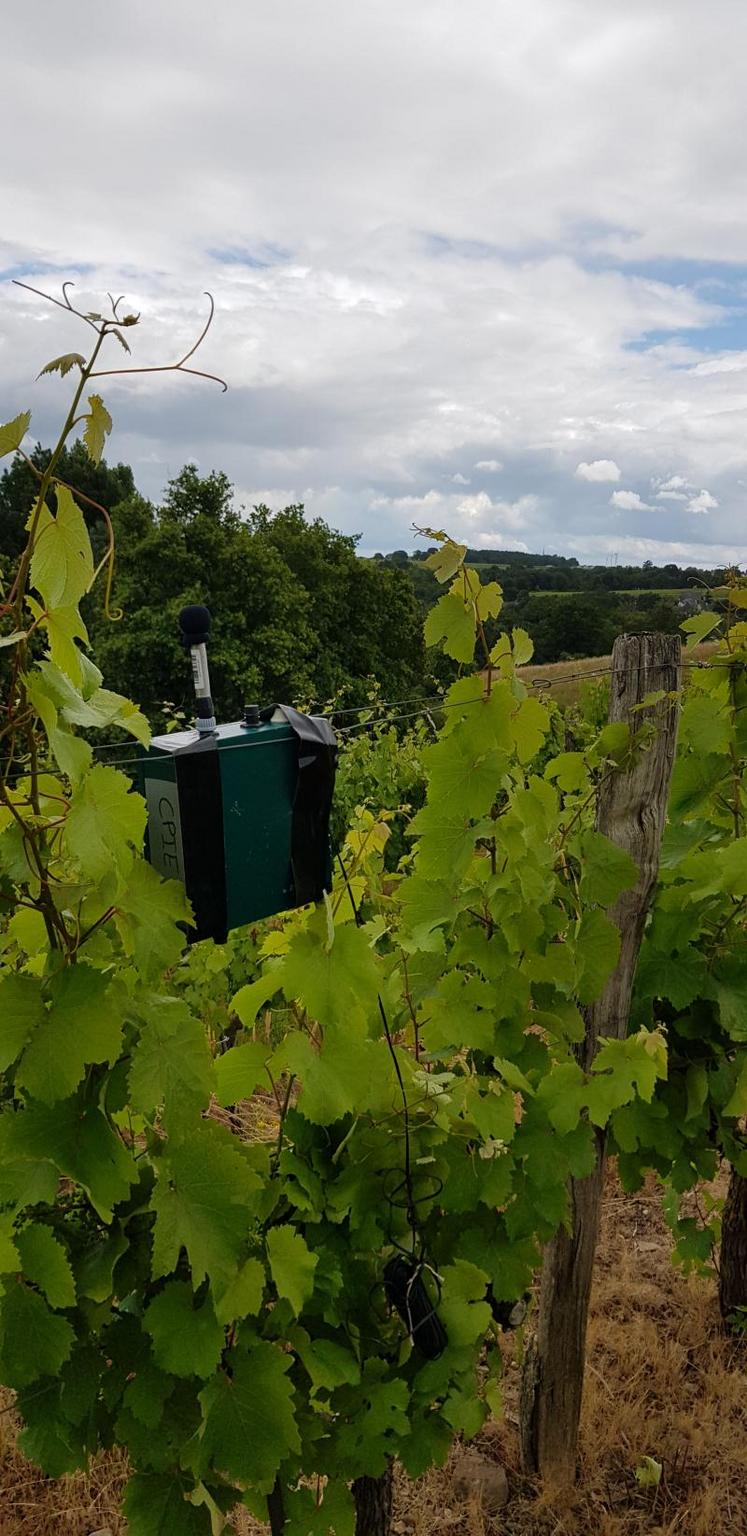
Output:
[
  {"left": 577, "top": 830, "right": 638, "bottom": 907},
  {"left": 283, "top": 1482, "right": 356, "bottom": 1536},
  {"left": 48, "top": 723, "right": 93, "bottom": 781},
  {"left": 144, "top": 1280, "right": 225, "bottom": 1377},
  {"left": 575, "top": 908, "right": 620, "bottom": 1004},
  {"left": 669, "top": 753, "right": 729, "bottom": 819},
  {"left": 293, "top": 1333, "right": 361, "bottom": 1391},
  {"left": 335, "top": 1367, "right": 410, "bottom": 1474},
  {"left": 231, "top": 970, "right": 280, "bottom": 1025},
  {"left": 28, "top": 597, "right": 89, "bottom": 685},
  {"left": 30, "top": 486, "right": 94, "bottom": 610},
  {"left": 424, "top": 586, "right": 475, "bottom": 663},
  {"left": 681, "top": 610, "right": 722, "bottom": 647},
  {"left": 123, "top": 1473, "right": 212, "bottom": 1536},
  {"left": 33, "top": 659, "right": 150, "bottom": 742},
  {"left": 267, "top": 1226, "right": 318, "bottom": 1314},
  {"left": 536, "top": 1062, "right": 586, "bottom": 1135},
  {"left": 0, "top": 1284, "right": 75, "bottom": 1388},
  {"left": 64, "top": 762, "right": 146, "bottom": 881},
  {"left": 0, "top": 410, "right": 31, "bottom": 457},
  {"left": 425, "top": 539, "right": 467, "bottom": 583},
  {"left": 0, "top": 1214, "right": 20, "bottom": 1273},
  {"left": 279, "top": 906, "right": 379, "bottom": 1028},
  {"left": 213, "top": 1257, "right": 265, "bottom": 1325},
  {"left": 37, "top": 353, "right": 85, "bottom": 378},
  {"left": 129, "top": 997, "right": 214, "bottom": 1133},
  {"left": 723, "top": 1057, "right": 747, "bottom": 1119},
  {"left": 198, "top": 1341, "right": 301, "bottom": 1486},
  {"left": 214, "top": 1040, "right": 269, "bottom": 1107},
  {"left": 636, "top": 946, "right": 708, "bottom": 1009},
  {"left": 0, "top": 973, "right": 46, "bottom": 1070},
  {"left": 151, "top": 1121, "right": 262, "bottom": 1287},
  {"left": 512, "top": 697, "right": 549, "bottom": 763},
  {"left": 273, "top": 1027, "right": 389, "bottom": 1125},
  {"left": 16, "top": 1224, "right": 76, "bottom": 1309},
  {"left": 3, "top": 1096, "right": 136, "bottom": 1220},
  {"left": 115, "top": 859, "right": 192, "bottom": 975},
  {"left": 82, "top": 393, "right": 113, "bottom": 464},
  {"left": 438, "top": 1260, "right": 492, "bottom": 1346},
  {"left": 16, "top": 965, "right": 123, "bottom": 1105}
]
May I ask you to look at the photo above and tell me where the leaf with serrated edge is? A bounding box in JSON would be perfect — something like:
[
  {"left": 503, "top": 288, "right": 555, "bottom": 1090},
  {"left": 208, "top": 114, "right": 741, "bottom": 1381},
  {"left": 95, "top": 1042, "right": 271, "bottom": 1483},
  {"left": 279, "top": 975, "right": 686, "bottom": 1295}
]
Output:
[
  {"left": 17, "top": 966, "right": 123, "bottom": 1106},
  {"left": 198, "top": 1341, "right": 300, "bottom": 1487},
  {"left": 267, "top": 1226, "right": 318, "bottom": 1314},
  {"left": 30, "top": 486, "right": 93, "bottom": 610},
  {"left": 151, "top": 1121, "right": 262, "bottom": 1287},
  {"left": 123, "top": 1473, "right": 212, "bottom": 1536},
  {"left": 82, "top": 393, "right": 112, "bottom": 464},
  {"left": 144, "top": 1280, "right": 225, "bottom": 1377},
  {"left": 0, "top": 411, "right": 31, "bottom": 457},
  {"left": 16, "top": 1224, "right": 75, "bottom": 1309}
]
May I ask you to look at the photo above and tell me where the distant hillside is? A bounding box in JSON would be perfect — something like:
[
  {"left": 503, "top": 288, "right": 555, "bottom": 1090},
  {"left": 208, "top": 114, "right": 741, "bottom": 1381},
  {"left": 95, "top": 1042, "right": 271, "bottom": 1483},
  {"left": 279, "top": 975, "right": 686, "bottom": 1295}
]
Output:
[{"left": 371, "top": 547, "right": 728, "bottom": 665}]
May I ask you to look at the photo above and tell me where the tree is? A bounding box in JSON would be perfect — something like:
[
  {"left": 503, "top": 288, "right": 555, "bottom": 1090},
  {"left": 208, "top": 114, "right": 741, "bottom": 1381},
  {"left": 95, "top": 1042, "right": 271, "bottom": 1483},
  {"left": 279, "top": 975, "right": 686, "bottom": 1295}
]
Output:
[
  {"left": 89, "top": 476, "right": 428, "bottom": 724},
  {"left": 0, "top": 440, "right": 135, "bottom": 559}
]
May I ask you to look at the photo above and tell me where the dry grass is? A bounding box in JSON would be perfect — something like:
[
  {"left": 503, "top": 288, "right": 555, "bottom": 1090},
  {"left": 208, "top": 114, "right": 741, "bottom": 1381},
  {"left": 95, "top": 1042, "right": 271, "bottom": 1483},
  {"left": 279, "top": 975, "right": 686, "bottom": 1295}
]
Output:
[
  {"left": 2, "top": 1168, "right": 746, "bottom": 1535},
  {"left": 514, "top": 641, "right": 719, "bottom": 708}
]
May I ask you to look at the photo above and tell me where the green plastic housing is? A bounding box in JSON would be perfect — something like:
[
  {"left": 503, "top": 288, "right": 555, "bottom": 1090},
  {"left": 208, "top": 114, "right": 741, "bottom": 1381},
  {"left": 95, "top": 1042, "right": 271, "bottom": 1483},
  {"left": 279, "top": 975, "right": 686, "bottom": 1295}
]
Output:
[{"left": 137, "top": 719, "right": 298, "bottom": 937}]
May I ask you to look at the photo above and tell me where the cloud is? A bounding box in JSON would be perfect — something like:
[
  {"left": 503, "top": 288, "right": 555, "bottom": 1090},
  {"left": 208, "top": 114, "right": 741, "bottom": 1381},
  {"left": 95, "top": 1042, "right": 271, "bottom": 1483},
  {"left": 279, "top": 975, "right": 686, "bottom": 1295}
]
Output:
[
  {"left": 457, "top": 491, "right": 539, "bottom": 532},
  {"left": 610, "top": 490, "right": 654, "bottom": 512},
  {"left": 575, "top": 459, "right": 622, "bottom": 483},
  {"left": 688, "top": 490, "right": 719, "bottom": 514},
  {"left": 655, "top": 475, "right": 690, "bottom": 492},
  {"left": 1, "top": 0, "right": 747, "bottom": 568},
  {"left": 450, "top": 472, "right": 471, "bottom": 485}
]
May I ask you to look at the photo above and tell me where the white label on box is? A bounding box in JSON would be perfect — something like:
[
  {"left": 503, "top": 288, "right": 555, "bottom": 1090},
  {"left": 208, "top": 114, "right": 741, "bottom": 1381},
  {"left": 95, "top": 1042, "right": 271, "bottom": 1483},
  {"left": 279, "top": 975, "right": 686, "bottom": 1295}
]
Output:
[{"left": 144, "top": 777, "right": 186, "bottom": 885}]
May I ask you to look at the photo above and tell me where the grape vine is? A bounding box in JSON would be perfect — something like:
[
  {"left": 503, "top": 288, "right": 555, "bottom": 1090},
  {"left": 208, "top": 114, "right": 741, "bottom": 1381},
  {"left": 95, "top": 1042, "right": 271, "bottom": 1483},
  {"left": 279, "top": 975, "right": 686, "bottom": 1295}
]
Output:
[{"left": 0, "top": 298, "right": 673, "bottom": 1533}]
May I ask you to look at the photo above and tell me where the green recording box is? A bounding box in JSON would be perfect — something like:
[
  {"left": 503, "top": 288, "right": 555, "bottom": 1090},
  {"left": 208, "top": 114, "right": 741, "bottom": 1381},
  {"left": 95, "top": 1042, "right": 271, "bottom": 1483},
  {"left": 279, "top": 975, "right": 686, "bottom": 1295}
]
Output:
[{"left": 136, "top": 707, "right": 337, "bottom": 944}]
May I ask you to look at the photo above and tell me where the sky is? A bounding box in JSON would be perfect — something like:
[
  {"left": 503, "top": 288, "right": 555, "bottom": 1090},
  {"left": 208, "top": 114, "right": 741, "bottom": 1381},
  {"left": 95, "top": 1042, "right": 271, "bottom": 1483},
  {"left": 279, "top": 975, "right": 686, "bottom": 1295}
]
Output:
[{"left": 2, "top": 0, "right": 747, "bottom": 567}]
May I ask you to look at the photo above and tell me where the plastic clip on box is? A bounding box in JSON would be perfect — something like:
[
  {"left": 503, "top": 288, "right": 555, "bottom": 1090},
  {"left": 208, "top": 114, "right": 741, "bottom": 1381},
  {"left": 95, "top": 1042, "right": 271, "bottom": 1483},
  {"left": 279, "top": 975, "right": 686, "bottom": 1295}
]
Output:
[{"left": 136, "top": 606, "right": 337, "bottom": 943}]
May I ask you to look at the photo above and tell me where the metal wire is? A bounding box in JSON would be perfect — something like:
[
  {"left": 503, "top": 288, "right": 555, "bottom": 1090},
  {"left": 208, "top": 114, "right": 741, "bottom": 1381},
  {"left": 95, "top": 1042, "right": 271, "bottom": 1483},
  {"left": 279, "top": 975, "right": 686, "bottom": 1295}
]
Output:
[{"left": 2, "top": 653, "right": 741, "bottom": 785}]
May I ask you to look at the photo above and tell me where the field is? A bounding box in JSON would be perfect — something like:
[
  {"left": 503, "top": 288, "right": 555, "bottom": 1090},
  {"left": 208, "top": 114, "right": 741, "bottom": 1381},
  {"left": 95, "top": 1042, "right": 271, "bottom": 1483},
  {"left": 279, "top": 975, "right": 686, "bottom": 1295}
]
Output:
[
  {"left": 513, "top": 642, "right": 718, "bottom": 707},
  {"left": 1, "top": 1168, "right": 744, "bottom": 1536},
  {"left": 526, "top": 589, "right": 688, "bottom": 601}
]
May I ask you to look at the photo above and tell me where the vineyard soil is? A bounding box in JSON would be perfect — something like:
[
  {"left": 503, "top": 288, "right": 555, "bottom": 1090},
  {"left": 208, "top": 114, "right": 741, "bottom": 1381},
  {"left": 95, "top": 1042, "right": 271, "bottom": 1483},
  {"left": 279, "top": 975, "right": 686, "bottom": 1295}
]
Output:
[{"left": 1, "top": 1166, "right": 744, "bottom": 1536}]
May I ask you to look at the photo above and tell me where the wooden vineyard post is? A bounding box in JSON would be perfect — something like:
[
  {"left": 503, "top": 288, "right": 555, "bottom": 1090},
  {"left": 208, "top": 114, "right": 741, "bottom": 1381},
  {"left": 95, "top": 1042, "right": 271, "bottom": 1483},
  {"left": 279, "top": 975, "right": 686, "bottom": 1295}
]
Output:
[
  {"left": 719, "top": 1167, "right": 747, "bottom": 1324},
  {"left": 520, "top": 632, "right": 682, "bottom": 1487}
]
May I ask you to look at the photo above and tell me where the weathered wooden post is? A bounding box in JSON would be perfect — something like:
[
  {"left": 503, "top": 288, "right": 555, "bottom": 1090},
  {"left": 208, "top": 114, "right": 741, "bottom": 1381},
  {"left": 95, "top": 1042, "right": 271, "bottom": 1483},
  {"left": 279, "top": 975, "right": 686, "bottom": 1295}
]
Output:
[
  {"left": 719, "top": 1168, "right": 747, "bottom": 1324},
  {"left": 520, "top": 632, "right": 682, "bottom": 1487}
]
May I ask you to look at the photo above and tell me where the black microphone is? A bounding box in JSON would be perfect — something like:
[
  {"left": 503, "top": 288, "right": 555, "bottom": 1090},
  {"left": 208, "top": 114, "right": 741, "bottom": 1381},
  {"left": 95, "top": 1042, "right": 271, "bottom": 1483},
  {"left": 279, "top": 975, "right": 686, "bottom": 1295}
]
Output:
[{"left": 178, "top": 605, "right": 216, "bottom": 734}]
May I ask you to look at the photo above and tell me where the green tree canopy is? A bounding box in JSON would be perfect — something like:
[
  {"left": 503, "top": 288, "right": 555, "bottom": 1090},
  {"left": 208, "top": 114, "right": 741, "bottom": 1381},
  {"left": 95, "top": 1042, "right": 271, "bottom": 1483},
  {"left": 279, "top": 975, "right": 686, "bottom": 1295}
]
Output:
[{"left": 88, "top": 468, "right": 426, "bottom": 722}]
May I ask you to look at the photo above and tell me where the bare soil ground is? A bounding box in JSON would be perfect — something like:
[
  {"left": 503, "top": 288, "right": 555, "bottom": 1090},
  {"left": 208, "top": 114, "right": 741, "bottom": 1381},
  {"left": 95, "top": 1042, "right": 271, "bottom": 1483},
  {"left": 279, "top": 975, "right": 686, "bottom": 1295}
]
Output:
[{"left": 1, "top": 1168, "right": 745, "bottom": 1536}]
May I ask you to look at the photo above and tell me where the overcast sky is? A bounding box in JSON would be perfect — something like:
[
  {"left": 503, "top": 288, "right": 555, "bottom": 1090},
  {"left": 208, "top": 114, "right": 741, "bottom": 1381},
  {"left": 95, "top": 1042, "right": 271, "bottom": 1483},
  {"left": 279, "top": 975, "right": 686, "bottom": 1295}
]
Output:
[{"left": 2, "top": 0, "right": 747, "bottom": 565}]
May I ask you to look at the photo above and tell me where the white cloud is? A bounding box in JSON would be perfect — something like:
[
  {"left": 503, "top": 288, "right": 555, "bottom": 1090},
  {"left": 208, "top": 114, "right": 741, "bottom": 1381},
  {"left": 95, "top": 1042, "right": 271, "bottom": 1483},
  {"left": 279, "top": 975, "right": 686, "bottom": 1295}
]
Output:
[
  {"left": 575, "top": 459, "right": 622, "bottom": 483},
  {"left": 688, "top": 490, "right": 719, "bottom": 514},
  {"left": 567, "top": 534, "right": 745, "bottom": 568},
  {"left": 457, "top": 491, "right": 539, "bottom": 531},
  {"left": 655, "top": 475, "right": 691, "bottom": 492},
  {"left": 1, "top": 0, "right": 747, "bottom": 566},
  {"left": 610, "top": 490, "right": 654, "bottom": 512},
  {"left": 450, "top": 472, "right": 471, "bottom": 485}
]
